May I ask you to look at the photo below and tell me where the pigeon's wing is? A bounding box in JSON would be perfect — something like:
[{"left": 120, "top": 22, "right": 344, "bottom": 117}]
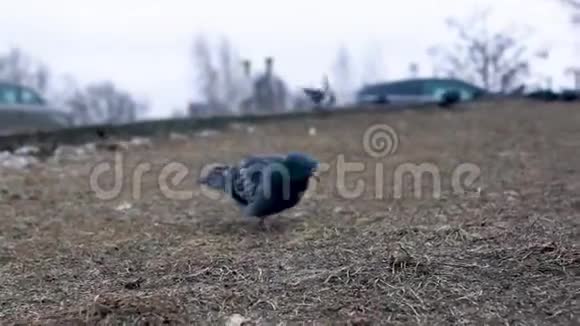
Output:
[
  {"left": 199, "top": 154, "right": 286, "bottom": 209},
  {"left": 230, "top": 155, "right": 285, "bottom": 206},
  {"left": 198, "top": 164, "right": 233, "bottom": 191},
  {"left": 198, "top": 164, "right": 227, "bottom": 189}
]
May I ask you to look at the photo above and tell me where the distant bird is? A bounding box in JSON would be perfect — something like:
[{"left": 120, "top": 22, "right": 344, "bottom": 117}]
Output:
[
  {"left": 199, "top": 152, "right": 320, "bottom": 230},
  {"left": 302, "top": 75, "right": 336, "bottom": 109}
]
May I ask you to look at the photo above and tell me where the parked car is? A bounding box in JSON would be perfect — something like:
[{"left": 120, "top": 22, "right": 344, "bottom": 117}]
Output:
[
  {"left": 0, "top": 81, "right": 72, "bottom": 135},
  {"left": 355, "top": 78, "right": 487, "bottom": 107},
  {"left": 524, "top": 88, "right": 579, "bottom": 102}
]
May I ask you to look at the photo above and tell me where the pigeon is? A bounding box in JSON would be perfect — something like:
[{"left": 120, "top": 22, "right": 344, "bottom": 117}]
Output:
[
  {"left": 303, "top": 75, "right": 336, "bottom": 109},
  {"left": 199, "top": 152, "right": 320, "bottom": 230}
]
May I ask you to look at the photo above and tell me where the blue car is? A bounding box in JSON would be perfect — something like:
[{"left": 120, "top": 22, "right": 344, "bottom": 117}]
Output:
[
  {"left": 0, "top": 81, "right": 72, "bottom": 135},
  {"left": 356, "top": 78, "right": 487, "bottom": 106}
]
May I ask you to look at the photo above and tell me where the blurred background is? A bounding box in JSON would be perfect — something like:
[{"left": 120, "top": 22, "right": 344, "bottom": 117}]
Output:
[
  {"left": 0, "top": 0, "right": 579, "bottom": 129},
  {"left": 2, "top": 2, "right": 580, "bottom": 324}
]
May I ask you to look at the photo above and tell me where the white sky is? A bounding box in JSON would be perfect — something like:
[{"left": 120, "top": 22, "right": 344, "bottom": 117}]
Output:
[{"left": 0, "top": 0, "right": 577, "bottom": 118}]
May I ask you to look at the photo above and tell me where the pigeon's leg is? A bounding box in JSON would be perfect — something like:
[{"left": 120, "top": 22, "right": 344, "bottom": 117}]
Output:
[
  {"left": 257, "top": 218, "right": 265, "bottom": 231},
  {"left": 257, "top": 218, "right": 271, "bottom": 232}
]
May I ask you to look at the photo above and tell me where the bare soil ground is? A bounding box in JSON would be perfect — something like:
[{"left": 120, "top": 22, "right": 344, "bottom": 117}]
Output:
[{"left": 1, "top": 101, "right": 579, "bottom": 325}]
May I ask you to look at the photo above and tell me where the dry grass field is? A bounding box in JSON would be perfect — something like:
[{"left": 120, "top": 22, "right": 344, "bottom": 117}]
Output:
[{"left": 1, "top": 100, "right": 579, "bottom": 325}]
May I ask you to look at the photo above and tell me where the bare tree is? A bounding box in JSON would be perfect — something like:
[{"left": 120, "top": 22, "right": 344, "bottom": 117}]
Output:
[
  {"left": 0, "top": 47, "right": 50, "bottom": 94},
  {"left": 218, "top": 37, "right": 237, "bottom": 105},
  {"left": 191, "top": 34, "right": 247, "bottom": 115},
  {"left": 429, "top": 9, "right": 535, "bottom": 93},
  {"left": 408, "top": 62, "right": 419, "bottom": 78},
  {"left": 0, "top": 47, "right": 148, "bottom": 124},
  {"left": 557, "top": 0, "right": 580, "bottom": 89},
  {"left": 331, "top": 44, "right": 353, "bottom": 104},
  {"left": 192, "top": 35, "right": 222, "bottom": 113},
  {"left": 170, "top": 108, "right": 187, "bottom": 118},
  {"left": 559, "top": 0, "right": 580, "bottom": 9},
  {"left": 558, "top": 0, "right": 580, "bottom": 25},
  {"left": 361, "top": 42, "right": 384, "bottom": 85},
  {"left": 67, "top": 81, "right": 148, "bottom": 126}
]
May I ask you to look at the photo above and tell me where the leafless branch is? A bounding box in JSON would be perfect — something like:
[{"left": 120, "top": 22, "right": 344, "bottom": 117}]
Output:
[
  {"left": 331, "top": 44, "right": 353, "bottom": 103},
  {"left": 0, "top": 47, "right": 51, "bottom": 94},
  {"left": 67, "top": 81, "right": 148, "bottom": 126},
  {"left": 559, "top": 0, "right": 580, "bottom": 9},
  {"left": 430, "top": 10, "right": 536, "bottom": 93},
  {"left": 190, "top": 34, "right": 247, "bottom": 114}
]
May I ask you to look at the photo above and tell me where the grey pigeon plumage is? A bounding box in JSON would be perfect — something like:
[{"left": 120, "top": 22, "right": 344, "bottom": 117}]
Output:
[{"left": 199, "top": 152, "right": 319, "bottom": 229}]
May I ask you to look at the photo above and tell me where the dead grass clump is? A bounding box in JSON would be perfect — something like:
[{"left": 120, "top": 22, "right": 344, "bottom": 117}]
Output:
[
  {"left": 40, "top": 293, "right": 187, "bottom": 325},
  {"left": 383, "top": 246, "right": 431, "bottom": 276},
  {"left": 517, "top": 241, "right": 580, "bottom": 276}
]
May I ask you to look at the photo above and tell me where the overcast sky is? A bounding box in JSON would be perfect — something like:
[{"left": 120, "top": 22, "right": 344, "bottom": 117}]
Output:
[{"left": 0, "top": 0, "right": 576, "bottom": 118}]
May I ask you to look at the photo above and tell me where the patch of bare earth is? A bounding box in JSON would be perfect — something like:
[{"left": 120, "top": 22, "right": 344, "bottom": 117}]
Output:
[{"left": 1, "top": 101, "right": 579, "bottom": 325}]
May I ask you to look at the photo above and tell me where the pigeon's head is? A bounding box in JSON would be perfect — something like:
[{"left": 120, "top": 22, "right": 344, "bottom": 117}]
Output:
[{"left": 284, "top": 152, "right": 320, "bottom": 181}]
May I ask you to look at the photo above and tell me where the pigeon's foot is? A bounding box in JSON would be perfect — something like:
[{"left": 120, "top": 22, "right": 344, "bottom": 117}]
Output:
[{"left": 257, "top": 218, "right": 271, "bottom": 232}]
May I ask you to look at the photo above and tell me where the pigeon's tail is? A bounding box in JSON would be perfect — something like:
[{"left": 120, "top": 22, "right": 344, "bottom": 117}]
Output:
[{"left": 198, "top": 165, "right": 231, "bottom": 191}]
